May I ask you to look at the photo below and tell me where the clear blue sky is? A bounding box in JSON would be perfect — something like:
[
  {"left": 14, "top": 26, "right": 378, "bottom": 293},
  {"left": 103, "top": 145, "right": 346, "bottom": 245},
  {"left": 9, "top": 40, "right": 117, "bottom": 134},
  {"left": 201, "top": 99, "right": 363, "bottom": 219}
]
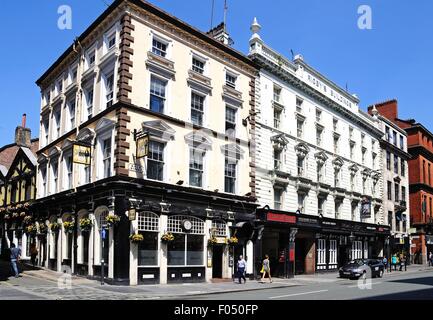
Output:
[{"left": 1, "top": 0, "right": 432, "bottom": 145}]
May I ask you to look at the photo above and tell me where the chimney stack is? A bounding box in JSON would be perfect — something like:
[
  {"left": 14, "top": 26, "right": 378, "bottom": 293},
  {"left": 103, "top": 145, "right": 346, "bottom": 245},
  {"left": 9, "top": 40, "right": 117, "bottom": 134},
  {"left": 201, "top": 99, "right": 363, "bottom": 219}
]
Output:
[{"left": 15, "top": 114, "right": 31, "bottom": 148}]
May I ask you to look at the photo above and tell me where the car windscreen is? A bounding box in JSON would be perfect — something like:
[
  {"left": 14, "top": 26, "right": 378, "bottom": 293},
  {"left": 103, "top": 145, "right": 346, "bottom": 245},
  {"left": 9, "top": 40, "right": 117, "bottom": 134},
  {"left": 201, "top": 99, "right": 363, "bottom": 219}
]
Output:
[{"left": 349, "top": 259, "right": 365, "bottom": 266}]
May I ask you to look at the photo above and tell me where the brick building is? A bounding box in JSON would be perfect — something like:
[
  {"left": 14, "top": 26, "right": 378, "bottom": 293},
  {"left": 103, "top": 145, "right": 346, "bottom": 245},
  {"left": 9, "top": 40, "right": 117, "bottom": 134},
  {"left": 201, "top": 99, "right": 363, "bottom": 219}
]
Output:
[{"left": 372, "top": 100, "right": 433, "bottom": 264}]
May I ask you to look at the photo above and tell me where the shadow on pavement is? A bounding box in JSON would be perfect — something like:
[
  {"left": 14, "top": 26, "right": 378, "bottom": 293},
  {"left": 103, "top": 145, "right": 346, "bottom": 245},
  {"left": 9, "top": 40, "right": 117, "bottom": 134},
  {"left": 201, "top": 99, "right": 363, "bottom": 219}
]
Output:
[
  {"left": 0, "top": 259, "right": 41, "bottom": 282},
  {"left": 388, "top": 277, "right": 433, "bottom": 287},
  {"left": 359, "top": 276, "right": 433, "bottom": 300},
  {"left": 359, "top": 287, "right": 433, "bottom": 300}
]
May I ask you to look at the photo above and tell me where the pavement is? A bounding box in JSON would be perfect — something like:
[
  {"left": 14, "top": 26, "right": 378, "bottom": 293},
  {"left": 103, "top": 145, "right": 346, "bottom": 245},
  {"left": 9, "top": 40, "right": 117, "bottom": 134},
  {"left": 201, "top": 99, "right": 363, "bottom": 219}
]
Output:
[{"left": 1, "top": 260, "right": 433, "bottom": 300}]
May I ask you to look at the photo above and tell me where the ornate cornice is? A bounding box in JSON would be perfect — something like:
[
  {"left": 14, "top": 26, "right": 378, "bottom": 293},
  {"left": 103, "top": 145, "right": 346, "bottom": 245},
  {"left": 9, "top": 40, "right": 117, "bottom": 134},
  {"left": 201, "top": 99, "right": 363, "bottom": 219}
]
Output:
[{"left": 251, "top": 53, "right": 383, "bottom": 137}]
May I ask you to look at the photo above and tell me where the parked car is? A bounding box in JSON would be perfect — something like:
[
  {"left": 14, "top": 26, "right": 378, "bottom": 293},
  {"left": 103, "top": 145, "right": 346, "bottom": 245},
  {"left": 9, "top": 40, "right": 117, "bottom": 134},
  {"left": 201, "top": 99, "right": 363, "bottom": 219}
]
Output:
[{"left": 339, "top": 259, "right": 385, "bottom": 280}]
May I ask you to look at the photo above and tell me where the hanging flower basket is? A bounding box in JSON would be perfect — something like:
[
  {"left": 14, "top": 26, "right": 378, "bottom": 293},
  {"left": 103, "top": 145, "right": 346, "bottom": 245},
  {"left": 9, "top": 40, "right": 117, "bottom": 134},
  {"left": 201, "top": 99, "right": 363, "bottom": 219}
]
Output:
[
  {"left": 49, "top": 222, "right": 60, "bottom": 233},
  {"left": 0, "top": 208, "right": 6, "bottom": 214},
  {"left": 228, "top": 236, "right": 239, "bottom": 246},
  {"left": 79, "top": 218, "right": 93, "bottom": 233},
  {"left": 23, "top": 216, "right": 33, "bottom": 225},
  {"left": 23, "top": 202, "right": 31, "bottom": 209},
  {"left": 19, "top": 212, "right": 26, "bottom": 218},
  {"left": 208, "top": 237, "right": 218, "bottom": 247},
  {"left": 39, "top": 223, "right": 48, "bottom": 235},
  {"left": 4, "top": 214, "right": 10, "bottom": 220},
  {"left": 25, "top": 224, "right": 37, "bottom": 237},
  {"left": 161, "top": 232, "right": 175, "bottom": 243},
  {"left": 129, "top": 233, "right": 144, "bottom": 244},
  {"left": 16, "top": 204, "right": 24, "bottom": 210},
  {"left": 12, "top": 212, "right": 19, "bottom": 219},
  {"left": 106, "top": 215, "right": 121, "bottom": 228},
  {"left": 63, "top": 221, "right": 75, "bottom": 234}
]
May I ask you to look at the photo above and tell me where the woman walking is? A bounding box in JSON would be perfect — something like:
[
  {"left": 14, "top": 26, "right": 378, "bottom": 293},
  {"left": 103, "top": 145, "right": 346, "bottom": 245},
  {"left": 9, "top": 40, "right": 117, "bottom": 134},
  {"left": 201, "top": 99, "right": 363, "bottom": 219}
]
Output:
[{"left": 261, "top": 255, "right": 273, "bottom": 283}]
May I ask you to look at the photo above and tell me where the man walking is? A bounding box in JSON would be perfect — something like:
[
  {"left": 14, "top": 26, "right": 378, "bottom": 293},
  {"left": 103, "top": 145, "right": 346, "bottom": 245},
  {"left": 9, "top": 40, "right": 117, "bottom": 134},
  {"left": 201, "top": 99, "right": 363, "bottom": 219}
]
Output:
[
  {"left": 10, "top": 243, "right": 21, "bottom": 278},
  {"left": 429, "top": 252, "right": 433, "bottom": 267},
  {"left": 237, "top": 255, "right": 247, "bottom": 284}
]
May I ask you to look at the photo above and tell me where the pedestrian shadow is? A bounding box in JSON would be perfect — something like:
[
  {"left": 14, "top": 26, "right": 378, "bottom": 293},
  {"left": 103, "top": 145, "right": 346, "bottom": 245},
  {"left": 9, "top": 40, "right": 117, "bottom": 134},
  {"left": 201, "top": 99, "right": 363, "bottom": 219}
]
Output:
[{"left": 0, "top": 260, "right": 41, "bottom": 282}]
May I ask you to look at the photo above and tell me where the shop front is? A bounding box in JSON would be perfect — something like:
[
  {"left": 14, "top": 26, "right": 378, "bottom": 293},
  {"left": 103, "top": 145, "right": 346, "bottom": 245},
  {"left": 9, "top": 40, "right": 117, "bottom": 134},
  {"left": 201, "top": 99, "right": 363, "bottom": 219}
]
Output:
[{"left": 255, "top": 209, "right": 391, "bottom": 276}]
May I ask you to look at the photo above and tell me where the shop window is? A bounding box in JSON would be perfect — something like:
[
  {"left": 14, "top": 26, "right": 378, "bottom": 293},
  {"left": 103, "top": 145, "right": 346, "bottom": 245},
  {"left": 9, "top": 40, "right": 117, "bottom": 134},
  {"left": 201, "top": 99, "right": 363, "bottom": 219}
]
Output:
[
  {"left": 317, "top": 239, "right": 326, "bottom": 266},
  {"left": 329, "top": 240, "right": 337, "bottom": 265},
  {"left": 167, "top": 215, "right": 205, "bottom": 266},
  {"left": 138, "top": 232, "right": 159, "bottom": 266}
]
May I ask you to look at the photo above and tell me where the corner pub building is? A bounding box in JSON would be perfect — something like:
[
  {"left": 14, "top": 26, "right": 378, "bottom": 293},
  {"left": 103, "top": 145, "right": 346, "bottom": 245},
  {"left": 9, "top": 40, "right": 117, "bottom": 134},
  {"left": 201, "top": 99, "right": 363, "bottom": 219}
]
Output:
[{"left": 32, "top": 0, "right": 258, "bottom": 285}]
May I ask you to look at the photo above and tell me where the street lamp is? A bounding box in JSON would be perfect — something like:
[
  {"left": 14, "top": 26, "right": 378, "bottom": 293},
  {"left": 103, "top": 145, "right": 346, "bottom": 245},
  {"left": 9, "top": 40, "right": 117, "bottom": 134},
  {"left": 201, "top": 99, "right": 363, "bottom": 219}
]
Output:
[{"left": 349, "top": 232, "right": 356, "bottom": 243}]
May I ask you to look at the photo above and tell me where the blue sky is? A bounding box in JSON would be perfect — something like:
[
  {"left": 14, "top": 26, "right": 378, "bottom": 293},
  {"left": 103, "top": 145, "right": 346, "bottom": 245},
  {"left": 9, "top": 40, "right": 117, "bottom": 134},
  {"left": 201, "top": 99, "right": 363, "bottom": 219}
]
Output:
[{"left": 0, "top": 0, "right": 432, "bottom": 145}]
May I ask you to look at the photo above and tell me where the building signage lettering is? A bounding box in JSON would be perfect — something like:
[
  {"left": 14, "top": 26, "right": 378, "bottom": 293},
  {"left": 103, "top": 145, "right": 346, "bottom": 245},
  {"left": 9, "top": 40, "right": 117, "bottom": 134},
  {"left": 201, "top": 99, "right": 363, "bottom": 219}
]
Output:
[
  {"left": 73, "top": 144, "right": 91, "bottom": 165},
  {"left": 129, "top": 163, "right": 145, "bottom": 173},
  {"left": 267, "top": 212, "right": 296, "bottom": 224},
  {"left": 298, "top": 217, "right": 319, "bottom": 225}
]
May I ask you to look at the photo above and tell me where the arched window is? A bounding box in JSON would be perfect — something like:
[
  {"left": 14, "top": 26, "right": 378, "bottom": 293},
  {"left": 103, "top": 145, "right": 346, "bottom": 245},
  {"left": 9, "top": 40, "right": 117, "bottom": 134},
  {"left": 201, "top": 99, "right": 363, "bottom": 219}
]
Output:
[
  {"left": 167, "top": 216, "right": 205, "bottom": 267},
  {"left": 138, "top": 212, "right": 160, "bottom": 232},
  {"left": 77, "top": 209, "right": 90, "bottom": 265},
  {"left": 48, "top": 215, "right": 58, "bottom": 260},
  {"left": 94, "top": 206, "right": 110, "bottom": 265},
  {"left": 137, "top": 212, "right": 160, "bottom": 266}
]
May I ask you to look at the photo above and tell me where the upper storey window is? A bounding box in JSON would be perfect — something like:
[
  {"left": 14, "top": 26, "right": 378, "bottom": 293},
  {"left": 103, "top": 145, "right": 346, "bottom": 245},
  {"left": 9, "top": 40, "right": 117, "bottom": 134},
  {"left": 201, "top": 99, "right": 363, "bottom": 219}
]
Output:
[
  {"left": 150, "top": 76, "right": 167, "bottom": 114},
  {"left": 152, "top": 38, "right": 168, "bottom": 57},
  {"left": 103, "top": 25, "right": 118, "bottom": 55},
  {"left": 226, "top": 72, "right": 237, "bottom": 89},
  {"left": 192, "top": 57, "right": 205, "bottom": 74}
]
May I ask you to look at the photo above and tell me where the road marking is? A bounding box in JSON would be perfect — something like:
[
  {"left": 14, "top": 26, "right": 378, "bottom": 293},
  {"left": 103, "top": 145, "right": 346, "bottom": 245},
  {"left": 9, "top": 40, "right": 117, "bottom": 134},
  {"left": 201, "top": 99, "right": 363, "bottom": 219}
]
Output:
[
  {"left": 347, "top": 281, "right": 382, "bottom": 288},
  {"left": 269, "top": 290, "right": 329, "bottom": 299}
]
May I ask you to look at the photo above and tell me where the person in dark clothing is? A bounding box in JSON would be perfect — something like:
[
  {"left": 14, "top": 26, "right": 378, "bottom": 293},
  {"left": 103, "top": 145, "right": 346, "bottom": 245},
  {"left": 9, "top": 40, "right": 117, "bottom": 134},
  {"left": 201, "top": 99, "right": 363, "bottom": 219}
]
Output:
[{"left": 10, "top": 243, "right": 21, "bottom": 278}]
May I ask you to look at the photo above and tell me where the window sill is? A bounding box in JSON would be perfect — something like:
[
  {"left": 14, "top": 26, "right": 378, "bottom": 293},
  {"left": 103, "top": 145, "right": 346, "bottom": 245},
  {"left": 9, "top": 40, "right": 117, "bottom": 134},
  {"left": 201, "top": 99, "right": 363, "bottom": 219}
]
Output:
[
  {"left": 146, "top": 51, "right": 176, "bottom": 79},
  {"left": 99, "top": 48, "right": 120, "bottom": 69}
]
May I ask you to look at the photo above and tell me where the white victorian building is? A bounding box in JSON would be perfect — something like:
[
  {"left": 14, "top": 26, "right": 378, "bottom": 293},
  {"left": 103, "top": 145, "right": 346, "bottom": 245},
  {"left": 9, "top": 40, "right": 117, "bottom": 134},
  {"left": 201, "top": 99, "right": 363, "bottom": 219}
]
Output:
[{"left": 249, "top": 18, "right": 389, "bottom": 275}]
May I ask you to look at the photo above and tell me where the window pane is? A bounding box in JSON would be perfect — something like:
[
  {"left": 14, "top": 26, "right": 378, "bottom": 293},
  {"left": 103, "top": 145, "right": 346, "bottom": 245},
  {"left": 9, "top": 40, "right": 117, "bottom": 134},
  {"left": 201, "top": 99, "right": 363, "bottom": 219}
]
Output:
[
  {"left": 138, "top": 232, "right": 159, "bottom": 266},
  {"left": 147, "top": 141, "right": 164, "bottom": 181},
  {"left": 191, "top": 93, "right": 204, "bottom": 126},
  {"left": 168, "top": 234, "right": 186, "bottom": 265},
  {"left": 187, "top": 235, "right": 204, "bottom": 266}
]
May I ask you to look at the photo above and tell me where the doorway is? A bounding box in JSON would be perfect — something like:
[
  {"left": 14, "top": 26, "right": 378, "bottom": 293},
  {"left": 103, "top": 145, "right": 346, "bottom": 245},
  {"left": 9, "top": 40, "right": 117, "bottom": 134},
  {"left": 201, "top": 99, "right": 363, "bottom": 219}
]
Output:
[{"left": 212, "top": 245, "right": 223, "bottom": 278}]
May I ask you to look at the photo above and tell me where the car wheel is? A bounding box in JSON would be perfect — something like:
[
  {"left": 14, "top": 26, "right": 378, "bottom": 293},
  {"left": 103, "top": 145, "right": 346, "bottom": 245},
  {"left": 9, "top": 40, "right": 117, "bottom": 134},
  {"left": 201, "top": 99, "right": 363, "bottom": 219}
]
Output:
[{"left": 379, "top": 269, "right": 384, "bottom": 278}]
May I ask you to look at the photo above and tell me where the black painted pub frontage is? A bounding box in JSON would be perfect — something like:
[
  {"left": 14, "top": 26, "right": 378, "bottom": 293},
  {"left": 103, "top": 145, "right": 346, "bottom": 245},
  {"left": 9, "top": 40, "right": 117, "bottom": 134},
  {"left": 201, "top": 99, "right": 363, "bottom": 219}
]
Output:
[
  {"left": 31, "top": 176, "right": 258, "bottom": 285},
  {"left": 254, "top": 208, "right": 391, "bottom": 277}
]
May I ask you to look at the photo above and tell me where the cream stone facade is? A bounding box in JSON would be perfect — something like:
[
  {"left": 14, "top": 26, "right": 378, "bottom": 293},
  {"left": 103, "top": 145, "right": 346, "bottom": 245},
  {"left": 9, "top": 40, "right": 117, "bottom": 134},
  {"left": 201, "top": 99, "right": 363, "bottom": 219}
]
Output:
[{"left": 31, "top": 0, "right": 258, "bottom": 285}]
